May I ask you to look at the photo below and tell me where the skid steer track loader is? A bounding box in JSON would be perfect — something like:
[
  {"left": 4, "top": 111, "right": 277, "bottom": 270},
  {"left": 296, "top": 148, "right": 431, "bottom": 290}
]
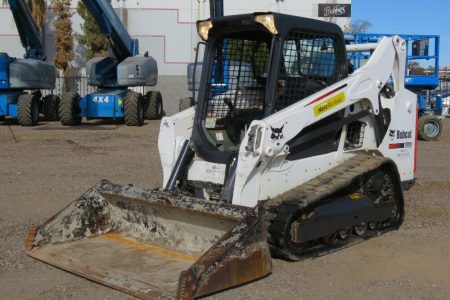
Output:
[{"left": 27, "top": 13, "right": 417, "bottom": 299}]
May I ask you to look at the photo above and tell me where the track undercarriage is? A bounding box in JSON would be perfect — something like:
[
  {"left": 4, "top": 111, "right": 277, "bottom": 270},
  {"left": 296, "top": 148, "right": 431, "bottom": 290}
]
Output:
[{"left": 266, "top": 154, "right": 404, "bottom": 261}]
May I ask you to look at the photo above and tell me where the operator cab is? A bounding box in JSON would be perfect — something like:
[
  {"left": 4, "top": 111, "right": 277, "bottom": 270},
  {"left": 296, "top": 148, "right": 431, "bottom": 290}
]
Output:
[
  {"left": 203, "top": 33, "right": 270, "bottom": 150},
  {"left": 192, "top": 13, "right": 348, "bottom": 164}
]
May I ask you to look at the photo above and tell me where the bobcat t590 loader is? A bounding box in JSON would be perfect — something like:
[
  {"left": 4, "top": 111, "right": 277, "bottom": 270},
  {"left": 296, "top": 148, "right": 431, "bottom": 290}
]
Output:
[{"left": 27, "top": 13, "right": 417, "bottom": 299}]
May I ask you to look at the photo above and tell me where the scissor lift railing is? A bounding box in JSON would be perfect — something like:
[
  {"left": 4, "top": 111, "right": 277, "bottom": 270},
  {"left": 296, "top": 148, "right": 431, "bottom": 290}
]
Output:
[
  {"left": 345, "top": 33, "right": 440, "bottom": 91},
  {"left": 345, "top": 33, "right": 445, "bottom": 140}
]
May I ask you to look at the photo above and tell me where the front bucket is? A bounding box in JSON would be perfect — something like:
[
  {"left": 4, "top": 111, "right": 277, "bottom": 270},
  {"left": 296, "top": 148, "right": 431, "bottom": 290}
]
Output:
[{"left": 26, "top": 180, "right": 271, "bottom": 299}]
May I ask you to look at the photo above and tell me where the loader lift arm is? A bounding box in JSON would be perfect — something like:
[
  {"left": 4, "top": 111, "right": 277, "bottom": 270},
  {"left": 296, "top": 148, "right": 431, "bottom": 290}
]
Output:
[
  {"left": 81, "top": 0, "right": 139, "bottom": 61},
  {"left": 8, "top": 0, "right": 45, "bottom": 60}
]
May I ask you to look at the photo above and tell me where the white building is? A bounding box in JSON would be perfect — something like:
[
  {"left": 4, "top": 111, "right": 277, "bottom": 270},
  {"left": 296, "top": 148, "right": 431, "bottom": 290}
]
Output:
[{"left": 0, "top": 0, "right": 352, "bottom": 76}]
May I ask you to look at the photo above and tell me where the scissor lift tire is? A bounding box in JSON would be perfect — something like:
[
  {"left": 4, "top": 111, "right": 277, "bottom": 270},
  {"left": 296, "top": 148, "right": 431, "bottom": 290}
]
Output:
[{"left": 418, "top": 115, "right": 442, "bottom": 141}]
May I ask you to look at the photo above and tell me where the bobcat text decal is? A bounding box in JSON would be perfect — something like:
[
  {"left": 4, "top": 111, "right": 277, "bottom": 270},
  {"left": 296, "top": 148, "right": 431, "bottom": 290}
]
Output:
[{"left": 389, "top": 129, "right": 413, "bottom": 140}]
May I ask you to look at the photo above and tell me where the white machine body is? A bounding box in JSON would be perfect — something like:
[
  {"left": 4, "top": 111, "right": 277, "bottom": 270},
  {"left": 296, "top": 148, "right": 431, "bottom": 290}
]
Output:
[{"left": 159, "top": 36, "right": 417, "bottom": 207}]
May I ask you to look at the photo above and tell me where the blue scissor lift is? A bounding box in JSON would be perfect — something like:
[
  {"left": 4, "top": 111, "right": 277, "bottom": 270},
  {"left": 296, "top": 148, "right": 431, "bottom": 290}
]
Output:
[{"left": 345, "top": 33, "right": 443, "bottom": 140}]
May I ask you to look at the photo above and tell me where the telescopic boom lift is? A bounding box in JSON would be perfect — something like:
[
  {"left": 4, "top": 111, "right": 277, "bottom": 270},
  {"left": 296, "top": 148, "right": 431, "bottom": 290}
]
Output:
[
  {"left": 59, "top": 0, "right": 162, "bottom": 126},
  {"left": 0, "top": 0, "right": 58, "bottom": 126}
]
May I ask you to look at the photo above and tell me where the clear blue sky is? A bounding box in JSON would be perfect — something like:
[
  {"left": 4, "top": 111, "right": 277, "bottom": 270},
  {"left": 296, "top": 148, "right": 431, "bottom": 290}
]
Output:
[{"left": 352, "top": 0, "right": 449, "bottom": 67}]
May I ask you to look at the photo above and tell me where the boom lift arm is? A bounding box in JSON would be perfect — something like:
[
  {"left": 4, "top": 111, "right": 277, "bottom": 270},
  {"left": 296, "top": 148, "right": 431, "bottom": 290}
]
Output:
[
  {"left": 81, "top": 0, "right": 157, "bottom": 88},
  {"left": 81, "top": 0, "right": 139, "bottom": 61},
  {"left": 0, "top": 0, "right": 56, "bottom": 126},
  {"left": 8, "top": 0, "right": 45, "bottom": 60},
  {"left": 210, "top": 0, "right": 224, "bottom": 18}
]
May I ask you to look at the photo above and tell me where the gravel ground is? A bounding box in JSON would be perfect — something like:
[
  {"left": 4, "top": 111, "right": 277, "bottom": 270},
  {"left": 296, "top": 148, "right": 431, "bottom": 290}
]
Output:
[{"left": 0, "top": 118, "right": 449, "bottom": 300}]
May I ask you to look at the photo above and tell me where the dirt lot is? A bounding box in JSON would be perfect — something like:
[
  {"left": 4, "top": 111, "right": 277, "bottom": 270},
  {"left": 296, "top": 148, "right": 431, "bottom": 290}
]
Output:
[{"left": 0, "top": 118, "right": 449, "bottom": 300}]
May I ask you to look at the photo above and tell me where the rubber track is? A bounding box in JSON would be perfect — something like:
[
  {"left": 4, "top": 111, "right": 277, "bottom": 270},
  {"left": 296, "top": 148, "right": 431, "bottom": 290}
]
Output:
[{"left": 265, "top": 154, "right": 404, "bottom": 261}]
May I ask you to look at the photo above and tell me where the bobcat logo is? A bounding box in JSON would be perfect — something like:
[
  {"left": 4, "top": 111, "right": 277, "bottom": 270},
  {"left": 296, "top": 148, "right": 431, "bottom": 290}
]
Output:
[
  {"left": 270, "top": 125, "right": 284, "bottom": 141},
  {"left": 389, "top": 130, "right": 395, "bottom": 138}
]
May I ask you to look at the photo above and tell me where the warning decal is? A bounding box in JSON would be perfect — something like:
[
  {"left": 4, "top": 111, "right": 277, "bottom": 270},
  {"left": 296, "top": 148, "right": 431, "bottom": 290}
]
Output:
[{"left": 313, "top": 92, "right": 346, "bottom": 117}]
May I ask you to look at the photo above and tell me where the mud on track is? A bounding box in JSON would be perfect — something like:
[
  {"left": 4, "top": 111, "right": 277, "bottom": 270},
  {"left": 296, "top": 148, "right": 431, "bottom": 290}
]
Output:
[{"left": 0, "top": 119, "right": 449, "bottom": 299}]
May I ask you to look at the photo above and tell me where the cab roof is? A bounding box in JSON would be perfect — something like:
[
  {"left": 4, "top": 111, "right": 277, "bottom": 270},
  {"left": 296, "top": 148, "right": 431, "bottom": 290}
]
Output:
[{"left": 208, "top": 12, "right": 344, "bottom": 39}]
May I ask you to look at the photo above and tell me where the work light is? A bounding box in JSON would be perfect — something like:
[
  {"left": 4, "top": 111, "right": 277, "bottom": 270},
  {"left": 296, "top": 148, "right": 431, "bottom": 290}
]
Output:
[
  {"left": 197, "top": 20, "right": 213, "bottom": 41},
  {"left": 254, "top": 14, "right": 278, "bottom": 35}
]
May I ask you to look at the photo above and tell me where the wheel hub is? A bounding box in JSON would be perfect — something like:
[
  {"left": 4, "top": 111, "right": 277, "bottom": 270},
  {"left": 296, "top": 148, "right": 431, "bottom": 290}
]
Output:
[{"left": 423, "top": 120, "right": 440, "bottom": 138}]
